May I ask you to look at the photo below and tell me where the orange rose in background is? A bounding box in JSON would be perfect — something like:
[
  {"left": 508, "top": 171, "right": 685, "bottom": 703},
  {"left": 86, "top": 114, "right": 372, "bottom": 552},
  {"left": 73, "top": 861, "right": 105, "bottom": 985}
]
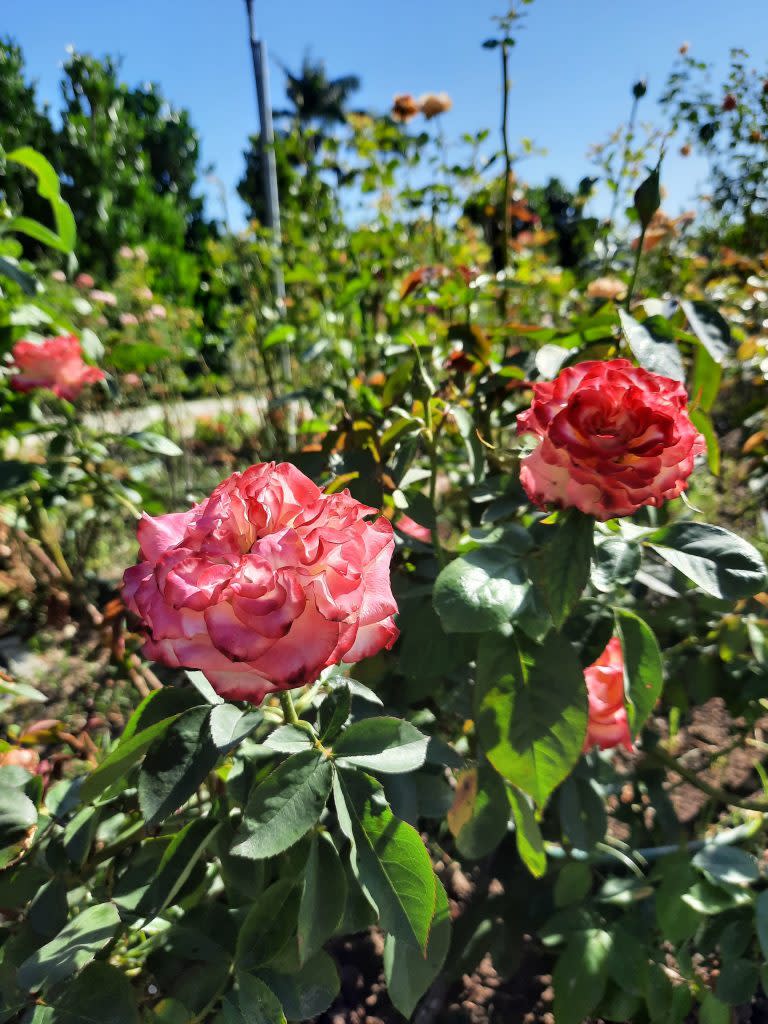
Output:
[
  {"left": 583, "top": 638, "right": 632, "bottom": 752},
  {"left": 516, "top": 359, "right": 705, "bottom": 521},
  {"left": 10, "top": 336, "right": 106, "bottom": 401},
  {"left": 391, "top": 93, "right": 420, "bottom": 122}
]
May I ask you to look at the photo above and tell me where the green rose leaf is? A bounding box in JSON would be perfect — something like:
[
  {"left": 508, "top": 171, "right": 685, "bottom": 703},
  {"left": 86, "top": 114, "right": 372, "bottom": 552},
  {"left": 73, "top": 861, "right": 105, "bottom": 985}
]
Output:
[
  {"left": 447, "top": 760, "right": 509, "bottom": 860},
  {"left": 297, "top": 831, "right": 347, "bottom": 966},
  {"left": 614, "top": 608, "right": 663, "bottom": 735},
  {"left": 383, "top": 873, "right": 451, "bottom": 1018},
  {"left": 646, "top": 522, "right": 767, "bottom": 600},
  {"left": 530, "top": 509, "right": 595, "bottom": 628},
  {"left": 209, "top": 704, "right": 263, "bottom": 753},
  {"left": 475, "top": 632, "right": 587, "bottom": 807},
  {"left": 334, "top": 767, "right": 439, "bottom": 953},
  {"left": 509, "top": 785, "right": 547, "bottom": 878},
  {"left": 222, "top": 975, "right": 286, "bottom": 1024},
  {"left": 138, "top": 707, "right": 220, "bottom": 826},
  {"left": 50, "top": 962, "right": 139, "bottom": 1024},
  {"left": 17, "top": 902, "right": 121, "bottom": 992},
  {"left": 232, "top": 750, "right": 333, "bottom": 860},
  {"left": 433, "top": 546, "right": 529, "bottom": 634},
  {"left": 235, "top": 880, "right": 301, "bottom": 972},
  {"left": 553, "top": 928, "right": 612, "bottom": 1024},
  {"left": 256, "top": 951, "right": 339, "bottom": 1020},
  {"left": 333, "top": 717, "right": 429, "bottom": 774}
]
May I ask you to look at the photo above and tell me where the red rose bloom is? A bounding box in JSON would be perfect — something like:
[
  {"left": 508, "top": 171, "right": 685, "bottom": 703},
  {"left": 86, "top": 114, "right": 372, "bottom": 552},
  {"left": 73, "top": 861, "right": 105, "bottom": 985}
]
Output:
[
  {"left": 583, "top": 638, "right": 632, "bottom": 752},
  {"left": 10, "top": 335, "right": 105, "bottom": 401},
  {"left": 516, "top": 359, "right": 705, "bottom": 521},
  {"left": 123, "top": 463, "right": 399, "bottom": 704}
]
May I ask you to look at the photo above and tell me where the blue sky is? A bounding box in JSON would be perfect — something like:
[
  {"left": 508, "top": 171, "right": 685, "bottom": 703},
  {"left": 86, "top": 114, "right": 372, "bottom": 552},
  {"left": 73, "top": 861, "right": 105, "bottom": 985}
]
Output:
[{"left": 5, "top": 0, "right": 768, "bottom": 226}]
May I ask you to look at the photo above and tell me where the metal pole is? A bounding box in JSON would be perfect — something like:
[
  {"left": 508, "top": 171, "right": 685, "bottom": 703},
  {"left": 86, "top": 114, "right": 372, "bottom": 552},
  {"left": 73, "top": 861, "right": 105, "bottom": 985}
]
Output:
[{"left": 243, "top": 0, "right": 294, "bottom": 403}]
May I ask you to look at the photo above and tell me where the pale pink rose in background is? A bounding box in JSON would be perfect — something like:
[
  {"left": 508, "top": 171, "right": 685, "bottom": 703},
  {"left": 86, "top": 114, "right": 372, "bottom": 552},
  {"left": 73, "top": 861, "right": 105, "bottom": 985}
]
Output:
[
  {"left": 583, "top": 638, "right": 633, "bottom": 752},
  {"left": 10, "top": 335, "right": 105, "bottom": 400},
  {"left": 75, "top": 273, "right": 95, "bottom": 289},
  {"left": 147, "top": 304, "right": 167, "bottom": 321},
  {"left": 120, "top": 312, "right": 140, "bottom": 327},
  {"left": 136, "top": 287, "right": 154, "bottom": 302},
  {"left": 123, "top": 462, "right": 399, "bottom": 704},
  {"left": 586, "top": 276, "right": 626, "bottom": 301},
  {"left": 516, "top": 359, "right": 705, "bottom": 520},
  {"left": 419, "top": 92, "right": 453, "bottom": 119},
  {"left": 50, "top": 269, "right": 66, "bottom": 283},
  {"left": 134, "top": 246, "right": 149, "bottom": 262},
  {"left": 90, "top": 289, "right": 118, "bottom": 306},
  {"left": 118, "top": 246, "right": 135, "bottom": 260},
  {"left": 122, "top": 373, "right": 142, "bottom": 388}
]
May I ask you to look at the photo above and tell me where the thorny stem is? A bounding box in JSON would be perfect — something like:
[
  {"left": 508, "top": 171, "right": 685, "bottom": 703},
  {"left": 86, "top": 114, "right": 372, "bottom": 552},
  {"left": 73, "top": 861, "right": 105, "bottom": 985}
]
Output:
[
  {"left": 647, "top": 744, "right": 768, "bottom": 813},
  {"left": 603, "top": 91, "right": 641, "bottom": 270}
]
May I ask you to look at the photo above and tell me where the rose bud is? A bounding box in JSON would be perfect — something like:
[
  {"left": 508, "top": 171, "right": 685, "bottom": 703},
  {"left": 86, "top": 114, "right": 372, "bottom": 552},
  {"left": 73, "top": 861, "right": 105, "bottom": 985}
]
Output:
[
  {"left": 10, "top": 336, "right": 106, "bottom": 401},
  {"left": 123, "top": 462, "right": 399, "bottom": 704},
  {"left": 583, "top": 638, "right": 633, "bottom": 752},
  {"left": 722, "top": 93, "right": 737, "bottom": 111},
  {"left": 516, "top": 359, "right": 705, "bottom": 521}
]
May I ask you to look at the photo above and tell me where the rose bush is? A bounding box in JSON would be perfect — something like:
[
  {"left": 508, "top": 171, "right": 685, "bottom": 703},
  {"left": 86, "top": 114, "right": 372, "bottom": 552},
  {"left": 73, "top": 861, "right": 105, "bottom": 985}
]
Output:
[
  {"left": 583, "top": 636, "right": 633, "bottom": 752},
  {"left": 123, "top": 461, "right": 399, "bottom": 702},
  {"left": 9, "top": 335, "right": 106, "bottom": 400},
  {"left": 516, "top": 358, "right": 706, "bottom": 520}
]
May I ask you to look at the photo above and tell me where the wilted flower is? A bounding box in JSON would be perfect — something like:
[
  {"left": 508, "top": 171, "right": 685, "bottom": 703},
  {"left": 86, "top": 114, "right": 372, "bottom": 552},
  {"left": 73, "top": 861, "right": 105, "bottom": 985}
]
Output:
[
  {"left": 679, "top": 42, "right": 690, "bottom": 55},
  {"left": 586, "top": 276, "right": 626, "bottom": 301},
  {"left": 90, "top": 289, "right": 117, "bottom": 307},
  {"left": 123, "top": 462, "right": 399, "bottom": 703},
  {"left": 10, "top": 335, "right": 106, "bottom": 401},
  {"left": 516, "top": 359, "right": 705, "bottom": 520},
  {"left": 722, "top": 93, "right": 737, "bottom": 112},
  {"left": 419, "top": 92, "right": 452, "bottom": 119},
  {"left": 119, "top": 312, "right": 139, "bottom": 327},
  {"left": 583, "top": 638, "right": 633, "bottom": 752},
  {"left": 680, "top": 143, "right": 691, "bottom": 157},
  {"left": 75, "top": 273, "right": 95, "bottom": 289},
  {"left": 391, "top": 93, "right": 420, "bottom": 122}
]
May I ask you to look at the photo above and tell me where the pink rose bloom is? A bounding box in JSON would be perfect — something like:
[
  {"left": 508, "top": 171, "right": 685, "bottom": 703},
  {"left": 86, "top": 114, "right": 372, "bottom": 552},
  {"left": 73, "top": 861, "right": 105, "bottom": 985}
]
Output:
[
  {"left": 120, "top": 312, "right": 139, "bottom": 327},
  {"left": 583, "top": 638, "right": 633, "bottom": 752},
  {"left": 123, "top": 462, "right": 399, "bottom": 703},
  {"left": 75, "top": 273, "right": 95, "bottom": 289},
  {"left": 90, "top": 289, "right": 118, "bottom": 307},
  {"left": 516, "top": 359, "right": 705, "bottom": 521},
  {"left": 50, "top": 269, "right": 66, "bottom": 283},
  {"left": 10, "top": 335, "right": 106, "bottom": 400},
  {"left": 118, "top": 246, "right": 135, "bottom": 260},
  {"left": 122, "top": 373, "right": 141, "bottom": 388},
  {"left": 136, "top": 287, "right": 153, "bottom": 302},
  {"left": 148, "top": 303, "right": 167, "bottom": 321}
]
